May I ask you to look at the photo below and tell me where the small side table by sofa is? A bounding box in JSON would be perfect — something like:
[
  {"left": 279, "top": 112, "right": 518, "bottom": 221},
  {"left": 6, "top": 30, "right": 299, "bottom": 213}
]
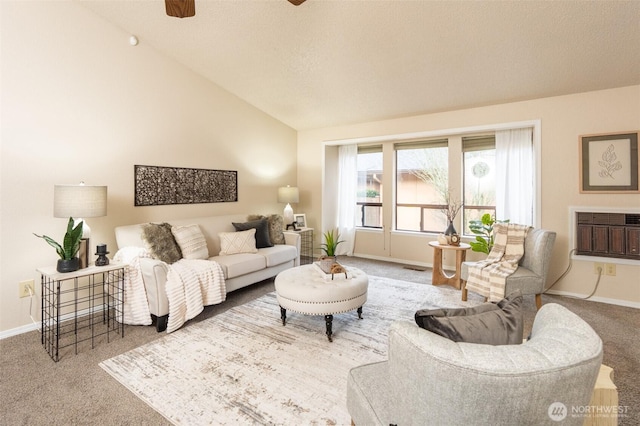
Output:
[
  {"left": 428, "top": 241, "right": 471, "bottom": 290},
  {"left": 37, "top": 262, "right": 125, "bottom": 361},
  {"left": 293, "top": 227, "right": 314, "bottom": 265}
]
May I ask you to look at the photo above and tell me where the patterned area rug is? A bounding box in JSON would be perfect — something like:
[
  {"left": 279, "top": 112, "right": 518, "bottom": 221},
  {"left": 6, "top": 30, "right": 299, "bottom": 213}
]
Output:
[{"left": 100, "top": 276, "right": 484, "bottom": 425}]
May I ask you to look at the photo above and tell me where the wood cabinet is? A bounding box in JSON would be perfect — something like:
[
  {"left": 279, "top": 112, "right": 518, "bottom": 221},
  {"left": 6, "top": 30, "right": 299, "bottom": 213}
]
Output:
[{"left": 576, "top": 212, "right": 640, "bottom": 260}]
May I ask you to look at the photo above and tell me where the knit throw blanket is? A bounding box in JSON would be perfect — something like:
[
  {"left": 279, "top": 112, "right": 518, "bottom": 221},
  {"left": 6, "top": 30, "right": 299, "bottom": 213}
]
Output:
[
  {"left": 465, "top": 223, "right": 530, "bottom": 302},
  {"left": 114, "top": 247, "right": 226, "bottom": 333}
]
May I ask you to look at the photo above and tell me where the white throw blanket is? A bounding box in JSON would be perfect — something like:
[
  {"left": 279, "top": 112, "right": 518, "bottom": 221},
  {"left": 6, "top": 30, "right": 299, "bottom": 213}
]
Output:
[
  {"left": 465, "top": 223, "right": 530, "bottom": 302},
  {"left": 165, "top": 259, "right": 226, "bottom": 333},
  {"left": 114, "top": 247, "right": 226, "bottom": 332}
]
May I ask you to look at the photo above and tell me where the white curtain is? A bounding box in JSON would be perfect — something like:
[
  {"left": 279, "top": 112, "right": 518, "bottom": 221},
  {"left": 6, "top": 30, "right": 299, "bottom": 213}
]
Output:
[
  {"left": 495, "top": 127, "right": 534, "bottom": 225},
  {"left": 336, "top": 144, "right": 358, "bottom": 255}
]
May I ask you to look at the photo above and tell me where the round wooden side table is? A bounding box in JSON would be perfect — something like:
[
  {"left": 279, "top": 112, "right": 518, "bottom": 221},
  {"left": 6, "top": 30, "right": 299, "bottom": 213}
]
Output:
[{"left": 428, "top": 241, "right": 471, "bottom": 290}]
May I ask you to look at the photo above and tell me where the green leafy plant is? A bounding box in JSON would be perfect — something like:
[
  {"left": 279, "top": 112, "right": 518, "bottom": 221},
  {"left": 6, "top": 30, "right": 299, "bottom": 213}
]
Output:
[
  {"left": 34, "top": 217, "right": 83, "bottom": 260},
  {"left": 468, "top": 213, "right": 508, "bottom": 254},
  {"left": 319, "top": 229, "right": 344, "bottom": 257}
]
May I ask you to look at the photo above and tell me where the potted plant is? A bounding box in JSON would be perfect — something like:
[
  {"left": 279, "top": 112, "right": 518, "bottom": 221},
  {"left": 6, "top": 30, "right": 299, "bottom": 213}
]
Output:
[
  {"left": 34, "top": 217, "right": 84, "bottom": 272},
  {"left": 318, "top": 229, "right": 344, "bottom": 273},
  {"left": 468, "top": 213, "right": 509, "bottom": 254}
]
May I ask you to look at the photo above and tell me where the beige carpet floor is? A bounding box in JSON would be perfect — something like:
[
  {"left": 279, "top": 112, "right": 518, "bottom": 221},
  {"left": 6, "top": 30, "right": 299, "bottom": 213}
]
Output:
[{"left": 0, "top": 256, "right": 638, "bottom": 425}]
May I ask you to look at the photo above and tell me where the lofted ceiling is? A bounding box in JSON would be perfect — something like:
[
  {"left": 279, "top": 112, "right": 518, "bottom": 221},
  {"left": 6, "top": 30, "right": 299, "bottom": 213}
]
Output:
[{"left": 78, "top": 0, "right": 640, "bottom": 131}]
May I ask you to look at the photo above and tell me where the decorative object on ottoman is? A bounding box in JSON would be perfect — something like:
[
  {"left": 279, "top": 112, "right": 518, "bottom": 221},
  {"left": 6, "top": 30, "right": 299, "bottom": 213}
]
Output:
[
  {"left": 318, "top": 228, "right": 344, "bottom": 273},
  {"left": 414, "top": 290, "right": 523, "bottom": 345},
  {"left": 33, "top": 217, "right": 84, "bottom": 273},
  {"left": 329, "top": 262, "right": 348, "bottom": 279},
  {"left": 95, "top": 244, "right": 110, "bottom": 266},
  {"left": 275, "top": 264, "right": 368, "bottom": 341}
]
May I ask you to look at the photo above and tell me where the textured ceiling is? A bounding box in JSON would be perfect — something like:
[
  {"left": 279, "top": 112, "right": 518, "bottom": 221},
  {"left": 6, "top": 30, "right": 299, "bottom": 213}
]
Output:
[{"left": 79, "top": 0, "right": 640, "bottom": 130}]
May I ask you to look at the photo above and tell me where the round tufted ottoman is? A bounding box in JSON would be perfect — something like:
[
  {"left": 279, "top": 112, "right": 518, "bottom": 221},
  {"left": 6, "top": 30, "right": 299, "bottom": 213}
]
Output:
[{"left": 275, "top": 264, "right": 368, "bottom": 342}]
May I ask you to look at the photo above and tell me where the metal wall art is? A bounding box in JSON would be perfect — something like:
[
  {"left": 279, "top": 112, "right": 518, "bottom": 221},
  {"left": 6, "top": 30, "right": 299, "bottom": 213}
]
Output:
[{"left": 134, "top": 165, "right": 238, "bottom": 206}]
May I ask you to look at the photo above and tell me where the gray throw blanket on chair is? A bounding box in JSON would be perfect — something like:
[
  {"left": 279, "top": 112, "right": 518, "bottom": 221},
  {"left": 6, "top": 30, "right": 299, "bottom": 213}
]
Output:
[{"left": 465, "top": 223, "right": 530, "bottom": 302}]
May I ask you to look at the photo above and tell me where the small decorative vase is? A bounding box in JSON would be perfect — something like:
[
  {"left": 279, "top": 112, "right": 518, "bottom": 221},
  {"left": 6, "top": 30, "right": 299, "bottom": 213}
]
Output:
[
  {"left": 444, "top": 221, "right": 457, "bottom": 236},
  {"left": 57, "top": 258, "right": 79, "bottom": 273}
]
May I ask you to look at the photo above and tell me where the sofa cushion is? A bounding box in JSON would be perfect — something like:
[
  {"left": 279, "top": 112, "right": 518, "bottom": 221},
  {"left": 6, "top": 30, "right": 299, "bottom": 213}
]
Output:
[
  {"left": 171, "top": 224, "right": 209, "bottom": 260},
  {"left": 248, "top": 214, "right": 286, "bottom": 245},
  {"left": 257, "top": 245, "right": 298, "bottom": 267},
  {"left": 219, "top": 229, "right": 258, "bottom": 255},
  {"left": 414, "top": 291, "right": 524, "bottom": 345},
  {"left": 141, "top": 223, "right": 182, "bottom": 264},
  {"left": 211, "top": 253, "right": 266, "bottom": 279},
  {"left": 232, "top": 218, "right": 273, "bottom": 248}
]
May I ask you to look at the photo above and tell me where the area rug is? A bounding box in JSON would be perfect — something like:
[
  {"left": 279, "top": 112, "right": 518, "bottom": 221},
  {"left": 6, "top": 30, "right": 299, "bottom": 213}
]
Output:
[{"left": 100, "top": 276, "right": 484, "bottom": 425}]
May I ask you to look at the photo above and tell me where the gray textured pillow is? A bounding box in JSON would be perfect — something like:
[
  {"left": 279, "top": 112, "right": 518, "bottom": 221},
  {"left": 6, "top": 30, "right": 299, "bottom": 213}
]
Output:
[
  {"left": 414, "top": 291, "right": 524, "bottom": 345},
  {"left": 247, "top": 214, "right": 285, "bottom": 245},
  {"left": 141, "top": 223, "right": 182, "bottom": 264},
  {"left": 233, "top": 218, "right": 273, "bottom": 248}
]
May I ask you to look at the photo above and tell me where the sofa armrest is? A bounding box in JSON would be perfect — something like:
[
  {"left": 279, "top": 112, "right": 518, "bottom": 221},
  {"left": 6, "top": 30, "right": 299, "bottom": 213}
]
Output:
[
  {"left": 283, "top": 231, "right": 301, "bottom": 266},
  {"left": 138, "top": 257, "right": 170, "bottom": 316}
]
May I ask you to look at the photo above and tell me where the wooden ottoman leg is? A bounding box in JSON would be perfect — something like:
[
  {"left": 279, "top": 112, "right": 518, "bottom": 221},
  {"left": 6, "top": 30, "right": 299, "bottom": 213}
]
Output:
[
  {"left": 280, "top": 306, "right": 287, "bottom": 326},
  {"left": 325, "top": 314, "right": 333, "bottom": 342},
  {"left": 357, "top": 306, "right": 363, "bottom": 319}
]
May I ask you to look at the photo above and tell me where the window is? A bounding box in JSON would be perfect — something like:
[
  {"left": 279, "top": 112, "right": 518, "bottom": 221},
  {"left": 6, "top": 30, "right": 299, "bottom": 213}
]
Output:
[
  {"left": 463, "top": 135, "right": 496, "bottom": 234},
  {"left": 356, "top": 146, "right": 383, "bottom": 228},
  {"left": 395, "top": 140, "right": 449, "bottom": 232}
]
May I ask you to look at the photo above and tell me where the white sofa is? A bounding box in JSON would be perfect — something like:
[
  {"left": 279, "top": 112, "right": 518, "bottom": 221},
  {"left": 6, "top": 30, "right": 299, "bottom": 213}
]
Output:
[{"left": 115, "top": 214, "right": 300, "bottom": 331}]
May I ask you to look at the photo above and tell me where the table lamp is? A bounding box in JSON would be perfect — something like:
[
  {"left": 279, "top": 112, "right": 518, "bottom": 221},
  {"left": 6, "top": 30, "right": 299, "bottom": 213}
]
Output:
[
  {"left": 277, "top": 185, "right": 299, "bottom": 229},
  {"left": 54, "top": 182, "right": 107, "bottom": 268}
]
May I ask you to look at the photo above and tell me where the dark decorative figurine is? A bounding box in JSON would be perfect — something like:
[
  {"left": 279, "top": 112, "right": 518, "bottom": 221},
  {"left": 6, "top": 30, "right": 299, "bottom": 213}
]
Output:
[{"left": 95, "top": 244, "right": 110, "bottom": 266}]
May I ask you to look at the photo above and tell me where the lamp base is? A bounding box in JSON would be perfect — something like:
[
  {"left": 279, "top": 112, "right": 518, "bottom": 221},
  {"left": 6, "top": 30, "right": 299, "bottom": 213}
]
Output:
[
  {"left": 79, "top": 238, "right": 89, "bottom": 269},
  {"left": 283, "top": 203, "right": 294, "bottom": 225}
]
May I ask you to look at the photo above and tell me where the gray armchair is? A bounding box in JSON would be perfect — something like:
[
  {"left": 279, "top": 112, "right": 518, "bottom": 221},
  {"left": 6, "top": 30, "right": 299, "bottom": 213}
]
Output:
[
  {"left": 347, "top": 303, "right": 603, "bottom": 426},
  {"left": 461, "top": 228, "right": 556, "bottom": 309}
]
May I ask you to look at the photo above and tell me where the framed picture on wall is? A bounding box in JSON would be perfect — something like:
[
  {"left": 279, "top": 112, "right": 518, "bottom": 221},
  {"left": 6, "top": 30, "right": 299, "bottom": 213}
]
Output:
[
  {"left": 294, "top": 214, "right": 307, "bottom": 228},
  {"left": 579, "top": 131, "right": 639, "bottom": 193}
]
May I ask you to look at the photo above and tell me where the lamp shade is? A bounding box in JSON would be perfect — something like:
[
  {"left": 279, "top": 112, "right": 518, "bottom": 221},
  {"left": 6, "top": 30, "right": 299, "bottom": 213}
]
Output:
[
  {"left": 54, "top": 184, "right": 107, "bottom": 218},
  {"left": 277, "top": 186, "right": 299, "bottom": 204}
]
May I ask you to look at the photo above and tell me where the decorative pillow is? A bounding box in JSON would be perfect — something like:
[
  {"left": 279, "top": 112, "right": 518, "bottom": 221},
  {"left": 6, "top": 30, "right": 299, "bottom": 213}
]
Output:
[
  {"left": 219, "top": 229, "right": 258, "bottom": 255},
  {"left": 247, "top": 214, "right": 285, "bottom": 245},
  {"left": 141, "top": 223, "right": 182, "bottom": 264},
  {"left": 232, "top": 218, "right": 273, "bottom": 248},
  {"left": 171, "top": 224, "right": 209, "bottom": 260},
  {"left": 414, "top": 291, "right": 524, "bottom": 345}
]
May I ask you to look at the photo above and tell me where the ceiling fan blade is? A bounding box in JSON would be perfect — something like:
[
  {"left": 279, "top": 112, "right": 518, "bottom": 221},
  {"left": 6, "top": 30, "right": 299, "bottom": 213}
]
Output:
[
  {"left": 288, "top": 0, "right": 306, "bottom": 5},
  {"left": 166, "top": 0, "right": 195, "bottom": 18}
]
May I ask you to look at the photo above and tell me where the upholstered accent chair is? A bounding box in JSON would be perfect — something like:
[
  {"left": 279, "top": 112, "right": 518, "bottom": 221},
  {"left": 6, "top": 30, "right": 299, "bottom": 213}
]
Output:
[
  {"left": 347, "top": 303, "right": 603, "bottom": 426},
  {"left": 461, "top": 228, "right": 556, "bottom": 309}
]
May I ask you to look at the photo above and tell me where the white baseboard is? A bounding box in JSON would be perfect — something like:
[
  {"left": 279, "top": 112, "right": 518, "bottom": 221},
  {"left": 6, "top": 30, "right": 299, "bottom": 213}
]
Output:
[
  {"left": 0, "top": 323, "right": 39, "bottom": 340},
  {"left": 545, "top": 289, "right": 640, "bottom": 309},
  {"left": 0, "top": 304, "right": 109, "bottom": 340}
]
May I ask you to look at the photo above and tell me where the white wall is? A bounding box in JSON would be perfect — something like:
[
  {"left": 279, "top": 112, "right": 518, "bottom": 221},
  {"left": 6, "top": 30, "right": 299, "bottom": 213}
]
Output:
[
  {"left": 299, "top": 85, "right": 640, "bottom": 307},
  {"left": 0, "top": 1, "right": 296, "bottom": 334}
]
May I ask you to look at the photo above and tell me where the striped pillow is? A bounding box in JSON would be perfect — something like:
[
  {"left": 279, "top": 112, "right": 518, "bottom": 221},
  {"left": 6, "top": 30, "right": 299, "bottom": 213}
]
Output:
[{"left": 171, "top": 224, "right": 209, "bottom": 260}]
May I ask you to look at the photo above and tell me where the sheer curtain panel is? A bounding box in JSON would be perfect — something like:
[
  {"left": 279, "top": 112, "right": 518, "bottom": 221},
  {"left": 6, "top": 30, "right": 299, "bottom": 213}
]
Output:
[
  {"left": 336, "top": 144, "right": 357, "bottom": 255},
  {"left": 495, "top": 127, "right": 534, "bottom": 225}
]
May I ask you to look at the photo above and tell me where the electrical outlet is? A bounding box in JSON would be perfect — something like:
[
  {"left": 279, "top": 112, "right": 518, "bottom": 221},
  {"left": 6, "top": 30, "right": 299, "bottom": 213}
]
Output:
[
  {"left": 605, "top": 263, "right": 616, "bottom": 276},
  {"left": 19, "top": 279, "right": 35, "bottom": 298},
  {"left": 593, "top": 262, "right": 604, "bottom": 274}
]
